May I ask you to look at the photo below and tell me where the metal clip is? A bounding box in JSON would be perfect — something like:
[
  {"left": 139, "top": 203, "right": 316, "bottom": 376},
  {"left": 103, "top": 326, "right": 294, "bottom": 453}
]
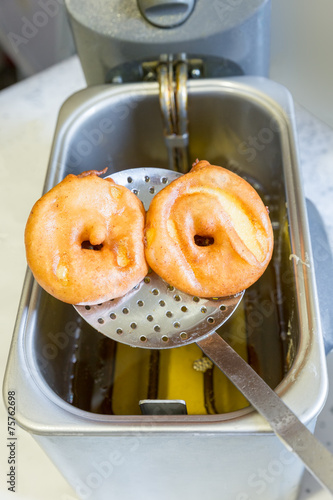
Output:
[
  {"left": 157, "top": 54, "right": 190, "bottom": 173},
  {"left": 139, "top": 399, "right": 188, "bottom": 415}
]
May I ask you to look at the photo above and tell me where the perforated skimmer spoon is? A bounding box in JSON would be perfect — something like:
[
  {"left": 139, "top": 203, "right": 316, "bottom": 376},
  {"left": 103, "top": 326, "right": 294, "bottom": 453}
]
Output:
[{"left": 75, "top": 168, "right": 333, "bottom": 495}]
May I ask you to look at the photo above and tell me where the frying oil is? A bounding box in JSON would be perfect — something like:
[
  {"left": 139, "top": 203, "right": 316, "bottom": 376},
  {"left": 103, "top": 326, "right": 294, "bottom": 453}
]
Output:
[{"left": 110, "top": 300, "right": 249, "bottom": 416}]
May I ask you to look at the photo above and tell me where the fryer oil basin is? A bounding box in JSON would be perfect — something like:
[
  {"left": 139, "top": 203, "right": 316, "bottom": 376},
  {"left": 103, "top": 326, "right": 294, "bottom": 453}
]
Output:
[{"left": 4, "top": 76, "right": 328, "bottom": 500}]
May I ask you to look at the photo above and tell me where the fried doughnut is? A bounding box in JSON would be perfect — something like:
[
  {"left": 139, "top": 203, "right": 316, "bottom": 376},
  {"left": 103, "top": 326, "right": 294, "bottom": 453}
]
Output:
[
  {"left": 25, "top": 169, "right": 148, "bottom": 305},
  {"left": 144, "top": 160, "right": 273, "bottom": 297}
]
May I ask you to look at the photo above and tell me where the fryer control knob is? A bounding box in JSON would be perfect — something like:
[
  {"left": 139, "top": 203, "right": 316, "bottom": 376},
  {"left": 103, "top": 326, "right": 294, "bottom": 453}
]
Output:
[{"left": 137, "top": 0, "right": 196, "bottom": 28}]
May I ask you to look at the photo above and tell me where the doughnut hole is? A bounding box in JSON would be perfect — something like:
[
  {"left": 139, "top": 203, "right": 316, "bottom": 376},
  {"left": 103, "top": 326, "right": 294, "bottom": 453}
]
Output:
[
  {"left": 194, "top": 235, "right": 215, "bottom": 247},
  {"left": 81, "top": 240, "right": 103, "bottom": 251},
  {"left": 80, "top": 220, "right": 106, "bottom": 250}
]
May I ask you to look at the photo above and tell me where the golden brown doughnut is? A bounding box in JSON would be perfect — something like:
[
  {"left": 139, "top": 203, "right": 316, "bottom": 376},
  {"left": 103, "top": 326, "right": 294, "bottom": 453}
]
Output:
[
  {"left": 25, "top": 169, "right": 148, "bottom": 305},
  {"left": 144, "top": 160, "right": 273, "bottom": 297}
]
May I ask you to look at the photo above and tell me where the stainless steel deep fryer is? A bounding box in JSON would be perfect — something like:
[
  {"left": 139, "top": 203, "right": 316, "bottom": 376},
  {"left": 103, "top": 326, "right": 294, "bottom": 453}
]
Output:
[
  {"left": 4, "top": 1, "right": 333, "bottom": 498},
  {"left": 4, "top": 76, "right": 333, "bottom": 499}
]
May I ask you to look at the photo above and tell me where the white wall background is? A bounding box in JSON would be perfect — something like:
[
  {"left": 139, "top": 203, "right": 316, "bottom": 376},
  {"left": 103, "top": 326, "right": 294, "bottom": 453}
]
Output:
[{"left": 270, "top": 0, "right": 333, "bottom": 128}]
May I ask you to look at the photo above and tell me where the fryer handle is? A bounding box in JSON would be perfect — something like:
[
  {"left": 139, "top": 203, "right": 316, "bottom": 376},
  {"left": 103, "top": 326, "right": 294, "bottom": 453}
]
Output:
[
  {"left": 307, "top": 199, "right": 333, "bottom": 354},
  {"left": 197, "top": 332, "right": 333, "bottom": 495},
  {"left": 137, "top": 0, "right": 195, "bottom": 28}
]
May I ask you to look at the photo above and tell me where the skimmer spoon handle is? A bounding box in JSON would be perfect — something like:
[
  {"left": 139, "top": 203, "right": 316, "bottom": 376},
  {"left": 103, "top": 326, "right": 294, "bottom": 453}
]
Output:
[{"left": 197, "top": 332, "right": 333, "bottom": 495}]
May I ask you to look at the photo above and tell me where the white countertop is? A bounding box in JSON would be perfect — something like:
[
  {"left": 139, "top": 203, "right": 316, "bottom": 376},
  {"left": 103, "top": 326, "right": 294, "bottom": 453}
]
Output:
[{"left": 0, "top": 55, "right": 333, "bottom": 500}]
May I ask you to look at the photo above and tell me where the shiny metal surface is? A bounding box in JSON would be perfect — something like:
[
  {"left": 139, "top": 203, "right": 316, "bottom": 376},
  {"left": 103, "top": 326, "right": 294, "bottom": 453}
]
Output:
[
  {"left": 3, "top": 77, "right": 329, "bottom": 500},
  {"left": 75, "top": 168, "right": 244, "bottom": 348},
  {"left": 139, "top": 399, "right": 188, "bottom": 415},
  {"left": 157, "top": 55, "right": 190, "bottom": 172},
  {"left": 8, "top": 76, "right": 328, "bottom": 430},
  {"left": 198, "top": 332, "right": 333, "bottom": 495},
  {"left": 137, "top": 0, "right": 196, "bottom": 28},
  {"left": 75, "top": 168, "right": 333, "bottom": 493},
  {"left": 175, "top": 56, "right": 190, "bottom": 172},
  {"left": 306, "top": 199, "right": 333, "bottom": 355},
  {"left": 65, "top": 0, "right": 271, "bottom": 85}
]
